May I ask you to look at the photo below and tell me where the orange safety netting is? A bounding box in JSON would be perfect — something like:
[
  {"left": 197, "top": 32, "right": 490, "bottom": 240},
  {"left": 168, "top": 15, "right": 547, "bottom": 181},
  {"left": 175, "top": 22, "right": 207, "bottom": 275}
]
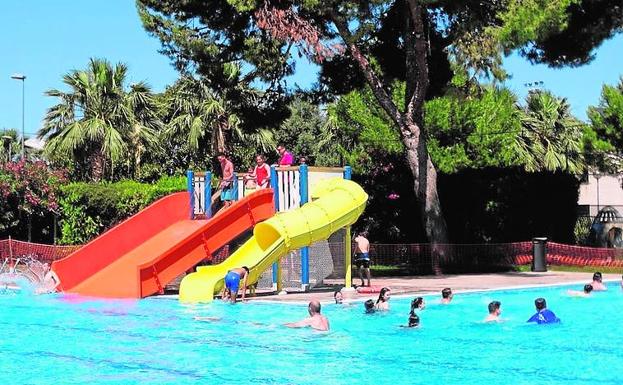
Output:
[
  {"left": 515, "top": 242, "right": 623, "bottom": 268},
  {"left": 0, "top": 238, "right": 81, "bottom": 264}
]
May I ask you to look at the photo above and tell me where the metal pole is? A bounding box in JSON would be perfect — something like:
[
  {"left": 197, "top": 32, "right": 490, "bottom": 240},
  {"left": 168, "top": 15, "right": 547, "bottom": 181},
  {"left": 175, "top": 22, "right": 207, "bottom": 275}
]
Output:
[
  {"left": 343, "top": 166, "right": 352, "bottom": 288},
  {"left": 270, "top": 165, "right": 281, "bottom": 291},
  {"left": 10, "top": 74, "right": 26, "bottom": 159},
  {"left": 299, "top": 164, "right": 309, "bottom": 289},
  {"left": 187, "top": 170, "right": 195, "bottom": 220},
  {"left": 21, "top": 78, "right": 25, "bottom": 158},
  {"left": 205, "top": 171, "right": 212, "bottom": 219}
]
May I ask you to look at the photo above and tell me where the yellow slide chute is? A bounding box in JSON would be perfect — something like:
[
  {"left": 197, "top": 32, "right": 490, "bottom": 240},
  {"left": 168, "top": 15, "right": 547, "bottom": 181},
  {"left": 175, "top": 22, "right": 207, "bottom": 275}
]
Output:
[{"left": 179, "top": 178, "right": 368, "bottom": 303}]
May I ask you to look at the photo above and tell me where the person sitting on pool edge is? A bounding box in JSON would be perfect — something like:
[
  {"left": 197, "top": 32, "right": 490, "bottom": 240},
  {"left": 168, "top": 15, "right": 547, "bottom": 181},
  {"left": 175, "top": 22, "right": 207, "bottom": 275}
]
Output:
[
  {"left": 591, "top": 272, "right": 607, "bottom": 291},
  {"left": 527, "top": 297, "right": 560, "bottom": 324},
  {"left": 364, "top": 299, "right": 376, "bottom": 314},
  {"left": 484, "top": 301, "right": 502, "bottom": 322},
  {"left": 375, "top": 287, "right": 391, "bottom": 311},
  {"left": 567, "top": 284, "right": 593, "bottom": 297},
  {"left": 223, "top": 266, "right": 249, "bottom": 303},
  {"left": 441, "top": 288, "right": 453, "bottom": 304},
  {"left": 284, "top": 300, "right": 330, "bottom": 331}
]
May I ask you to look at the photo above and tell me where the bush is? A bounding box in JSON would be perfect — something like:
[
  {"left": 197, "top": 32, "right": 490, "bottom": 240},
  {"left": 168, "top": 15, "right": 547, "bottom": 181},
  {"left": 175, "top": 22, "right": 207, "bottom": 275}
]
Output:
[
  {"left": 58, "top": 176, "right": 186, "bottom": 244},
  {"left": 0, "top": 160, "right": 67, "bottom": 242}
]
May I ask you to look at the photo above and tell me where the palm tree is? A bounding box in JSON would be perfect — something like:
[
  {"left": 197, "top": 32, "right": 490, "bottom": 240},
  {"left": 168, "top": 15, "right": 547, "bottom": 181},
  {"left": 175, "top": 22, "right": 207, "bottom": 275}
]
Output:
[
  {"left": 515, "top": 90, "right": 585, "bottom": 174},
  {"left": 164, "top": 76, "right": 274, "bottom": 158},
  {"left": 40, "top": 58, "right": 161, "bottom": 180}
]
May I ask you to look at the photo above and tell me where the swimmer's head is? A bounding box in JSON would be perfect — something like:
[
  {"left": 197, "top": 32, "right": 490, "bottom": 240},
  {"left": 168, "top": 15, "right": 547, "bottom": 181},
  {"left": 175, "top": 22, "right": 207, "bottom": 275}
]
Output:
[
  {"left": 535, "top": 297, "right": 547, "bottom": 310},
  {"left": 408, "top": 312, "right": 420, "bottom": 327},
  {"left": 377, "top": 287, "right": 391, "bottom": 303},
  {"left": 308, "top": 300, "right": 321, "bottom": 315},
  {"left": 242, "top": 266, "right": 250, "bottom": 274},
  {"left": 364, "top": 299, "right": 376, "bottom": 313},
  {"left": 334, "top": 289, "right": 343, "bottom": 304},
  {"left": 584, "top": 284, "right": 593, "bottom": 293},
  {"left": 593, "top": 272, "right": 602, "bottom": 282},
  {"left": 488, "top": 301, "right": 501, "bottom": 315},
  {"left": 442, "top": 288, "right": 453, "bottom": 299},
  {"left": 411, "top": 297, "right": 425, "bottom": 310}
]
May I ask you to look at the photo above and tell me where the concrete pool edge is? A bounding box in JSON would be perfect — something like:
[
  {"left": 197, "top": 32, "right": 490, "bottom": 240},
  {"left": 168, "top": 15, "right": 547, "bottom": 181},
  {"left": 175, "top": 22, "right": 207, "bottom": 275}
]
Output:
[{"left": 152, "top": 274, "right": 622, "bottom": 305}]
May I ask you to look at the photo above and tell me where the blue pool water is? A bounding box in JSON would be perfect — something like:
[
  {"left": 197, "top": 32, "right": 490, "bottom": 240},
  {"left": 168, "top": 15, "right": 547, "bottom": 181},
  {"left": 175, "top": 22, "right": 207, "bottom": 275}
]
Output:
[{"left": 1, "top": 281, "right": 622, "bottom": 385}]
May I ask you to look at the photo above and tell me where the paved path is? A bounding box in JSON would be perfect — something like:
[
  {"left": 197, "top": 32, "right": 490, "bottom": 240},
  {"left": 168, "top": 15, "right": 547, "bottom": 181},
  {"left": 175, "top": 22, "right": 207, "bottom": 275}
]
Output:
[{"left": 247, "top": 271, "right": 621, "bottom": 303}]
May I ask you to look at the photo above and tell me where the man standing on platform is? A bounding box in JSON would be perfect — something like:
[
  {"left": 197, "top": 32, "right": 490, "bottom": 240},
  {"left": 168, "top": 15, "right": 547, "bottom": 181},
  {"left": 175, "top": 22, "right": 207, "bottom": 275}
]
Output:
[
  {"left": 277, "top": 144, "right": 293, "bottom": 166},
  {"left": 217, "top": 152, "right": 235, "bottom": 209}
]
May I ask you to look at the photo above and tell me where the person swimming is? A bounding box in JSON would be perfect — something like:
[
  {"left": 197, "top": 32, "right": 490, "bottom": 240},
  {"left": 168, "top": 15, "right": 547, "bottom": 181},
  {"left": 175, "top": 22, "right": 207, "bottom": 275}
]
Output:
[
  {"left": 484, "top": 301, "right": 502, "bottom": 322},
  {"left": 375, "top": 287, "right": 391, "bottom": 311},
  {"left": 334, "top": 289, "right": 343, "bottom": 304},
  {"left": 568, "top": 284, "right": 593, "bottom": 297},
  {"left": 441, "top": 288, "right": 453, "bottom": 304},
  {"left": 406, "top": 312, "right": 420, "bottom": 328},
  {"left": 527, "top": 297, "right": 560, "bottom": 324},
  {"left": 284, "top": 300, "right": 330, "bottom": 331},
  {"left": 591, "top": 272, "right": 607, "bottom": 291},
  {"left": 364, "top": 299, "right": 376, "bottom": 314},
  {"left": 411, "top": 297, "right": 425, "bottom": 312}
]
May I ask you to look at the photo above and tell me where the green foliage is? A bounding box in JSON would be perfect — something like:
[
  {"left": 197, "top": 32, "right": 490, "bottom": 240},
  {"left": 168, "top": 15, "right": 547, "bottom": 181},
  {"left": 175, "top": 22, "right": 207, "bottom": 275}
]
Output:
[
  {"left": 519, "top": 0, "right": 623, "bottom": 66},
  {"left": 425, "top": 87, "right": 521, "bottom": 173},
  {"left": 0, "top": 160, "right": 68, "bottom": 242},
  {"left": 516, "top": 90, "right": 584, "bottom": 173},
  {"left": 573, "top": 216, "right": 592, "bottom": 245},
  {"left": 41, "top": 58, "right": 162, "bottom": 181},
  {"left": 274, "top": 98, "right": 340, "bottom": 167},
  {"left": 0, "top": 129, "right": 20, "bottom": 162},
  {"left": 585, "top": 77, "right": 623, "bottom": 171},
  {"left": 57, "top": 176, "right": 186, "bottom": 244},
  {"left": 329, "top": 87, "right": 403, "bottom": 173}
]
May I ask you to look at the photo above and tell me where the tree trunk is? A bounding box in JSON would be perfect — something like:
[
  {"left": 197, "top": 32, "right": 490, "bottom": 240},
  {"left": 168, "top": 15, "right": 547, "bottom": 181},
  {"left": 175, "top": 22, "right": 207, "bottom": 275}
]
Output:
[
  {"left": 402, "top": 122, "right": 448, "bottom": 274},
  {"left": 89, "top": 150, "right": 105, "bottom": 182},
  {"left": 332, "top": 2, "right": 449, "bottom": 274}
]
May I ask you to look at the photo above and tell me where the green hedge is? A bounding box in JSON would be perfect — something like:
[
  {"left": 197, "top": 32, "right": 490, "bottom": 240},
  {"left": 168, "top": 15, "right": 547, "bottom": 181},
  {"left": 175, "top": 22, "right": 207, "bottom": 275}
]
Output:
[{"left": 58, "top": 176, "right": 186, "bottom": 245}]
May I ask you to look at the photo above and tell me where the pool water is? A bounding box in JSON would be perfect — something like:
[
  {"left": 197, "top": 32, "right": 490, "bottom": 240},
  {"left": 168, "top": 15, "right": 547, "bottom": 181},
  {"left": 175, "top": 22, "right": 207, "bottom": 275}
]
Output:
[{"left": 1, "top": 281, "right": 621, "bottom": 385}]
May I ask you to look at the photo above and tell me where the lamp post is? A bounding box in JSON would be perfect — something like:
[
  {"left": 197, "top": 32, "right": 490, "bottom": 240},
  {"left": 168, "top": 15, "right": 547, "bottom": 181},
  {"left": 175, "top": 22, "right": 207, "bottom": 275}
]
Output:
[{"left": 11, "top": 74, "right": 26, "bottom": 159}]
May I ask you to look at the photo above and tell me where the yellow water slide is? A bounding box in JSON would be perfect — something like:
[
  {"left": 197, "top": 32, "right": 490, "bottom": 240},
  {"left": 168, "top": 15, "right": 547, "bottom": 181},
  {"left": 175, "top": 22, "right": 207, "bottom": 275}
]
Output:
[{"left": 179, "top": 178, "right": 368, "bottom": 303}]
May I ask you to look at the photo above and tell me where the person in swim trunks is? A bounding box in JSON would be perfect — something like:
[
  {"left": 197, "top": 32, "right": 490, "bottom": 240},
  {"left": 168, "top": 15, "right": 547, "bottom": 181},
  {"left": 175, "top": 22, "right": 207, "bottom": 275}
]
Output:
[
  {"left": 353, "top": 232, "right": 371, "bottom": 287},
  {"left": 224, "top": 266, "right": 249, "bottom": 303},
  {"left": 217, "top": 152, "right": 235, "bottom": 209}
]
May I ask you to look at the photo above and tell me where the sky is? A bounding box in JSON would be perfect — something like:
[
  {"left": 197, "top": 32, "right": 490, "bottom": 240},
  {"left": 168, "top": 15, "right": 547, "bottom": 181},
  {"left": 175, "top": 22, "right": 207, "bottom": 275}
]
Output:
[{"left": 1, "top": 0, "right": 622, "bottom": 140}]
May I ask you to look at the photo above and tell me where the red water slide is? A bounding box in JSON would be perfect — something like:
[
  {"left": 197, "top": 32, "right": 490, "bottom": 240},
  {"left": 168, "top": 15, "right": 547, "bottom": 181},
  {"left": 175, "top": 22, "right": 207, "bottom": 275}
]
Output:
[{"left": 51, "top": 190, "right": 274, "bottom": 298}]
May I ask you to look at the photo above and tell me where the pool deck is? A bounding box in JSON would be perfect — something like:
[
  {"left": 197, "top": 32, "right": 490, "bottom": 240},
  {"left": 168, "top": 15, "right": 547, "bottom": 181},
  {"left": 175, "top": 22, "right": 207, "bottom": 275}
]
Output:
[{"left": 242, "top": 271, "right": 622, "bottom": 303}]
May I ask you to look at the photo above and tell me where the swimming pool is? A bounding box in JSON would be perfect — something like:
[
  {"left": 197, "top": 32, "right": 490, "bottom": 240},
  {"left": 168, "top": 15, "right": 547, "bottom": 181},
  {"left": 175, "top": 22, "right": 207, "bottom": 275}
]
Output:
[{"left": 1, "top": 281, "right": 621, "bottom": 385}]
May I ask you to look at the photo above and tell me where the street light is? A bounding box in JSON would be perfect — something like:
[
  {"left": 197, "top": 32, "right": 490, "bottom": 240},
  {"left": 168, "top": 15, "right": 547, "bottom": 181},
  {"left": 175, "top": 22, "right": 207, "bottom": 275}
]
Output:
[{"left": 11, "top": 73, "right": 26, "bottom": 159}]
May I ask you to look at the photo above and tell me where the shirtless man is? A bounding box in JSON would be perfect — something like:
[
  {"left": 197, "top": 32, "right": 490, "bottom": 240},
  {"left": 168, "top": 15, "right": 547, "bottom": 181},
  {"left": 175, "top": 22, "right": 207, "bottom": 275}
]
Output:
[
  {"left": 591, "top": 272, "right": 607, "bottom": 291},
  {"left": 353, "top": 232, "right": 371, "bottom": 287},
  {"left": 284, "top": 300, "right": 330, "bottom": 331},
  {"left": 484, "top": 301, "right": 502, "bottom": 322},
  {"left": 217, "top": 152, "right": 235, "bottom": 209},
  {"left": 223, "top": 266, "right": 249, "bottom": 303}
]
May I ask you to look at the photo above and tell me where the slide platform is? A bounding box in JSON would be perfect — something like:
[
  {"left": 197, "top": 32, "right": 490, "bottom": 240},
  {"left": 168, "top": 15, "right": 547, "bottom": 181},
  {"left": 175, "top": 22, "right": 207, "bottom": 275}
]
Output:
[
  {"left": 51, "top": 190, "right": 275, "bottom": 298},
  {"left": 179, "top": 178, "right": 368, "bottom": 303}
]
